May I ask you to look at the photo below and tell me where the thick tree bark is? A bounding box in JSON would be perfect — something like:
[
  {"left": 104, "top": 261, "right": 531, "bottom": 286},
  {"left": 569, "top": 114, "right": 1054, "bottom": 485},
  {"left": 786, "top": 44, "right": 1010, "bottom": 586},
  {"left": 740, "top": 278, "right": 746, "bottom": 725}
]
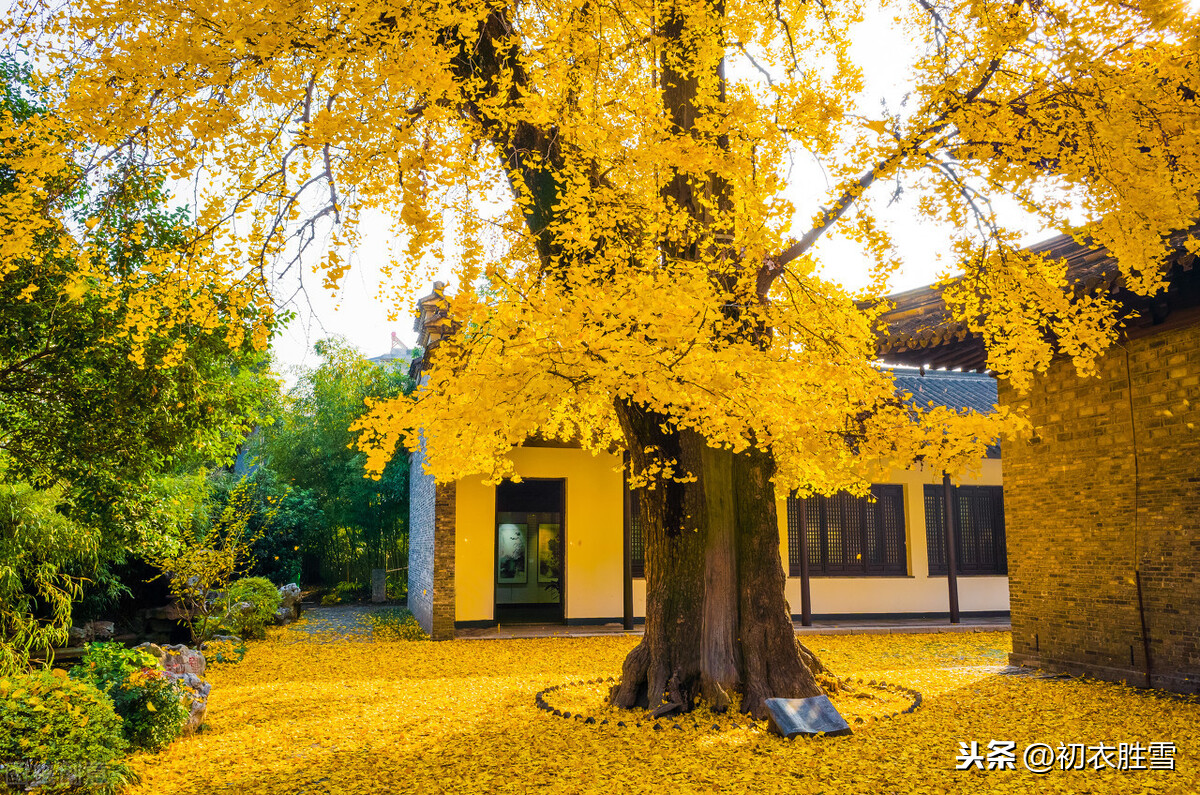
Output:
[
  {"left": 609, "top": 401, "right": 707, "bottom": 714},
  {"left": 733, "top": 446, "right": 825, "bottom": 715},
  {"left": 699, "top": 442, "right": 740, "bottom": 709},
  {"left": 607, "top": 1, "right": 827, "bottom": 720},
  {"left": 609, "top": 401, "right": 826, "bottom": 720}
]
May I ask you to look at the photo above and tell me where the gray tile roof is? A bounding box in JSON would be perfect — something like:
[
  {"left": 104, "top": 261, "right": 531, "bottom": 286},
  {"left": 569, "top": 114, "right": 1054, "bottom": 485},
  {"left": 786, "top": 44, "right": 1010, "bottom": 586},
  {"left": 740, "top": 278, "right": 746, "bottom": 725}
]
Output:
[
  {"left": 873, "top": 227, "right": 1200, "bottom": 369},
  {"left": 887, "top": 367, "right": 1000, "bottom": 458},
  {"left": 889, "top": 368, "right": 998, "bottom": 414}
]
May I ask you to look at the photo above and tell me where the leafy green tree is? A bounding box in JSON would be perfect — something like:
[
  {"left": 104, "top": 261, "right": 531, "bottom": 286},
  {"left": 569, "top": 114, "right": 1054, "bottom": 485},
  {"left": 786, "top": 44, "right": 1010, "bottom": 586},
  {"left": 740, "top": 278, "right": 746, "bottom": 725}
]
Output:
[
  {"left": 260, "top": 338, "right": 412, "bottom": 588},
  {"left": 141, "top": 478, "right": 264, "bottom": 644},
  {"left": 0, "top": 480, "right": 97, "bottom": 675}
]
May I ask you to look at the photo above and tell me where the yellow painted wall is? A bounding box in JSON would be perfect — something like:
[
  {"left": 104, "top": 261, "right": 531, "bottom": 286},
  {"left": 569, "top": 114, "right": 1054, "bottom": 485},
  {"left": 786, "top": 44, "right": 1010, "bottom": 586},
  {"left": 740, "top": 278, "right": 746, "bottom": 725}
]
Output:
[
  {"left": 456, "top": 449, "right": 1007, "bottom": 622},
  {"left": 778, "top": 459, "right": 1010, "bottom": 615},
  {"left": 454, "top": 474, "right": 496, "bottom": 623},
  {"left": 454, "top": 447, "right": 626, "bottom": 622}
]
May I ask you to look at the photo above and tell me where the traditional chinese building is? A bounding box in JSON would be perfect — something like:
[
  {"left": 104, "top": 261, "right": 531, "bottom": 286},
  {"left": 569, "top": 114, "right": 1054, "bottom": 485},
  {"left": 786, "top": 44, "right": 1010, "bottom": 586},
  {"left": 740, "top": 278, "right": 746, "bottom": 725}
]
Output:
[
  {"left": 406, "top": 286, "right": 1009, "bottom": 639},
  {"left": 877, "top": 231, "right": 1200, "bottom": 694}
]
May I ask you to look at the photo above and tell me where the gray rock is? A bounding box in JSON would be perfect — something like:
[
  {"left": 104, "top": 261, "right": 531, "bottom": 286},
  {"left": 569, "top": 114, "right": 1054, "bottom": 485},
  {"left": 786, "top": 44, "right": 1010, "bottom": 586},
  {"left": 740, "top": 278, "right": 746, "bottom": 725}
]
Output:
[
  {"left": 161, "top": 644, "right": 206, "bottom": 677},
  {"left": 143, "top": 604, "right": 189, "bottom": 621},
  {"left": 276, "top": 584, "right": 302, "bottom": 624},
  {"left": 164, "top": 671, "right": 212, "bottom": 735},
  {"left": 67, "top": 626, "right": 88, "bottom": 646},
  {"left": 84, "top": 621, "right": 115, "bottom": 640},
  {"left": 278, "top": 583, "right": 301, "bottom": 609}
]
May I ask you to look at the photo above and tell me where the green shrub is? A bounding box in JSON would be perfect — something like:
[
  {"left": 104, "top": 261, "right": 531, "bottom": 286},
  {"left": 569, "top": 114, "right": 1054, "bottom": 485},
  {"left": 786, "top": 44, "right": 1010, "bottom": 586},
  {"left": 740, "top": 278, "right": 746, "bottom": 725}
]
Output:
[
  {"left": 71, "top": 642, "right": 160, "bottom": 694},
  {"left": 319, "top": 581, "right": 363, "bottom": 606},
  {"left": 109, "top": 667, "right": 189, "bottom": 752},
  {"left": 225, "top": 576, "right": 282, "bottom": 639},
  {"left": 71, "top": 642, "right": 188, "bottom": 752},
  {"left": 0, "top": 669, "right": 135, "bottom": 794},
  {"left": 385, "top": 576, "right": 407, "bottom": 602}
]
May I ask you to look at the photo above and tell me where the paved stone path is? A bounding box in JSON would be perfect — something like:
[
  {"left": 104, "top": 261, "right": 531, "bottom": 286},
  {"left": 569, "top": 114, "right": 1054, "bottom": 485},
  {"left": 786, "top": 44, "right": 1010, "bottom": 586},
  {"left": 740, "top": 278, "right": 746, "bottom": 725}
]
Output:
[
  {"left": 284, "top": 603, "right": 405, "bottom": 642},
  {"left": 456, "top": 615, "right": 1011, "bottom": 640},
  {"left": 287, "top": 603, "right": 1010, "bottom": 642}
]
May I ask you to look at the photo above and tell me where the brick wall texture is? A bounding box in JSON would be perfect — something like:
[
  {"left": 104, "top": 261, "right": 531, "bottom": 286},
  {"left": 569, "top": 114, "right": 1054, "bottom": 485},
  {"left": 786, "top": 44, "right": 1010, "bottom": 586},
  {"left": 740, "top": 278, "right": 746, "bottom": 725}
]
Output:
[
  {"left": 1000, "top": 320, "right": 1200, "bottom": 693},
  {"left": 408, "top": 445, "right": 457, "bottom": 640},
  {"left": 408, "top": 448, "right": 435, "bottom": 635}
]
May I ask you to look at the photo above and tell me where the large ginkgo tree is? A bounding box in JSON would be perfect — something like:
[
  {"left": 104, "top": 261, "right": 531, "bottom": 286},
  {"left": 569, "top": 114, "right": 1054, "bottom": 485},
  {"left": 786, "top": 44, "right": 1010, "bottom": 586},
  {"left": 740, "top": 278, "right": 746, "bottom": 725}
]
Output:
[{"left": 6, "top": 0, "right": 1200, "bottom": 717}]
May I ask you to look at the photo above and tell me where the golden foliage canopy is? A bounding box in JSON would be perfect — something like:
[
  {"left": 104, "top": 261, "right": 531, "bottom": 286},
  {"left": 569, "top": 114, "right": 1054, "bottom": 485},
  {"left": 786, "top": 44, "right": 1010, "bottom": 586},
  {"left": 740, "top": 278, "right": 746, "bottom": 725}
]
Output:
[{"left": 7, "top": 0, "right": 1200, "bottom": 491}]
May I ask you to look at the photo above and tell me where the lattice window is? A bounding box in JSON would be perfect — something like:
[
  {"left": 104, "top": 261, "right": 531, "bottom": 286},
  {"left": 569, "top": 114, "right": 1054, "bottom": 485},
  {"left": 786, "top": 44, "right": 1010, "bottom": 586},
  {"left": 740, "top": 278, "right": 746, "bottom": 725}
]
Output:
[
  {"left": 925, "top": 485, "right": 1007, "bottom": 575},
  {"left": 787, "top": 485, "right": 907, "bottom": 576},
  {"left": 629, "top": 488, "right": 645, "bottom": 579}
]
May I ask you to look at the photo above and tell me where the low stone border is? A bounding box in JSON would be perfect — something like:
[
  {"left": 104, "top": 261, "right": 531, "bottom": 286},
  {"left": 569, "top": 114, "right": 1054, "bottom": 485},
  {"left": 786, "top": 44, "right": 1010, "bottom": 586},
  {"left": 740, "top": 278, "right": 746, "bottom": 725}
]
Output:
[
  {"left": 838, "top": 675, "right": 923, "bottom": 720},
  {"left": 534, "top": 675, "right": 923, "bottom": 733}
]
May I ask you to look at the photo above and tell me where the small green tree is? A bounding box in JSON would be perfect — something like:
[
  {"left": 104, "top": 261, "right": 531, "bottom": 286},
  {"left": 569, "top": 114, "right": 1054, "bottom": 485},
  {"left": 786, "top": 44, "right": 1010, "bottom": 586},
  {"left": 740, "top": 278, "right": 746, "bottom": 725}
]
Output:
[{"left": 142, "top": 480, "right": 263, "bottom": 644}]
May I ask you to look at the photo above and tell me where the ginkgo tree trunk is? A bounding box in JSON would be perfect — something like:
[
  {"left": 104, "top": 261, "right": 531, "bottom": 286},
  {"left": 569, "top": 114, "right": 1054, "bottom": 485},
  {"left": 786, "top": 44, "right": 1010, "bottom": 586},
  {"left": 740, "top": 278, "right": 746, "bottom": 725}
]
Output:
[{"left": 611, "top": 409, "right": 829, "bottom": 717}]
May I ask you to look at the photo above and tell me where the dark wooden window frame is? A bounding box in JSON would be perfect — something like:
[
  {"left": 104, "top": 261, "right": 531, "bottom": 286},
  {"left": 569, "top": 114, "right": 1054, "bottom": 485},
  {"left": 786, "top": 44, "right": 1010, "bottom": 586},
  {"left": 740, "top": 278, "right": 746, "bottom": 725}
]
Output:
[
  {"left": 924, "top": 484, "right": 1007, "bottom": 576},
  {"left": 787, "top": 485, "right": 908, "bottom": 577},
  {"left": 629, "top": 487, "right": 645, "bottom": 579}
]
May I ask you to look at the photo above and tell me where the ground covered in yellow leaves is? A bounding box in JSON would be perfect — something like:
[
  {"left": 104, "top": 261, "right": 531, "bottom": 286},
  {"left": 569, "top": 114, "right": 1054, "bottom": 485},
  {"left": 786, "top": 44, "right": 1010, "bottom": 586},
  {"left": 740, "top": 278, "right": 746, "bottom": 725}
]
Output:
[{"left": 128, "top": 618, "right": 1198, "bottom": 794}]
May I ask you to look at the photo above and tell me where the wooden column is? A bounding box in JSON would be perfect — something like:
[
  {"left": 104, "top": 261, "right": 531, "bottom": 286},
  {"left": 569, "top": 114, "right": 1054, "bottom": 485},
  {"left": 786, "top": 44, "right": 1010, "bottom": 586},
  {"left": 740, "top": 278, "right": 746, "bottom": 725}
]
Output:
[
  {"left": 798, "top": 498, "right": 812, "bottom": 626},
  {"left": 942, "top": 473, "right": 960, "bottom": 624},
  {"left": 622, "top": 460, "right": 634, "bottom": 631}
]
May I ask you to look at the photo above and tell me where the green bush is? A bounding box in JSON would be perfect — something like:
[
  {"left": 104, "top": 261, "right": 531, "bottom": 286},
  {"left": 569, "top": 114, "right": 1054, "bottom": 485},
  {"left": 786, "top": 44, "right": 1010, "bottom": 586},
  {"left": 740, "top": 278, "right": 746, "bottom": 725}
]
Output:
[
  {"left": 71, "top": 642, "right": 160, "bottom": 694},
  {"left": 0, "top": 669, "right": 135, "bottom": 794},
  {"left": 385, "top": 576, "right": 407, "bottom": 602},
  {"left": 71, "top": 642, "right": 188, "bottom": 752},
  {"left": 109, "top": 668, "right": 189, "bottom": 752},
  {"left": 319, "top": 580, "right": 363, "bottom": 606},
  {"left": 225, "top": 576, "right": 282, "bottom": 639}
]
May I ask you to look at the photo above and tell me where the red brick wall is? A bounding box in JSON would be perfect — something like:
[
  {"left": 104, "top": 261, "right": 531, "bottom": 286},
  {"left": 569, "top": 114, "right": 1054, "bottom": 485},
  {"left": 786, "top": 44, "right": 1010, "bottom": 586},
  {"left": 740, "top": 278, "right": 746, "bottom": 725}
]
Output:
[{"left": 1001, "top": 321, "right": 1200, "bottom": 693}]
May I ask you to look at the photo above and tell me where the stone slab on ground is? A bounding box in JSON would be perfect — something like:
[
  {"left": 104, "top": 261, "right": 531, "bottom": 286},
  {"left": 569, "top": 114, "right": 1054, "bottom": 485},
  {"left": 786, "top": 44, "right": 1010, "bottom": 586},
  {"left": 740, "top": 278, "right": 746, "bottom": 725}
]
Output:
[{"left": 765, "top": 695, "right": 853, "bottom": 738}]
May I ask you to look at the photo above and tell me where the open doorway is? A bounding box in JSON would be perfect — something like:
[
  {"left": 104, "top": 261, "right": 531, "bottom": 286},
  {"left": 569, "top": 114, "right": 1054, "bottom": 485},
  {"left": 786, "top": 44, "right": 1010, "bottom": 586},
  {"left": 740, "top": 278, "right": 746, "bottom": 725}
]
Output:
[{"left": 495, "top": 479, "right": 565, "bottom": 625}]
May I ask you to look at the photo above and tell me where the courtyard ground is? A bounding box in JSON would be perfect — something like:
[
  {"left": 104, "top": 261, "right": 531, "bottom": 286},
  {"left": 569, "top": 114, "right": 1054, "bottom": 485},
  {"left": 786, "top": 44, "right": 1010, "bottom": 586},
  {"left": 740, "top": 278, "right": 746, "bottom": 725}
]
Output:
[{"left": 127, "top": 608, "right": 1198, "bottom": 794}]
